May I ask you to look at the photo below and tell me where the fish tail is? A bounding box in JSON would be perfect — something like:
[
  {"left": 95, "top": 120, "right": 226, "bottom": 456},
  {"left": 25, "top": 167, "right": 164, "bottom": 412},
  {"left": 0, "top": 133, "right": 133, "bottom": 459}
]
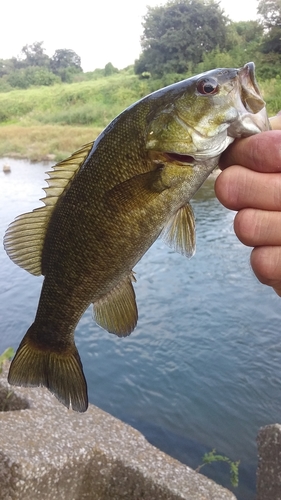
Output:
[{"left": 8, "top": 324, "right": 88, "bottom": 412}]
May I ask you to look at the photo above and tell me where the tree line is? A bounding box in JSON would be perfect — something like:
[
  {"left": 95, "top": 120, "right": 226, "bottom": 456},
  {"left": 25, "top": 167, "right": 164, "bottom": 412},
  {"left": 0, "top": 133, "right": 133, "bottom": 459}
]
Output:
[
  {"left": 0, "top": 41, "right": 120, "bottom": 91},
  {"left": 0, "top": 0, "right": 280, "bottom": 92},
  {"left": 134, "top": 0, "right": 281, "bottom": 79},
  {"left": 0, "top": 42, "right": 86, "bottom": 90}
]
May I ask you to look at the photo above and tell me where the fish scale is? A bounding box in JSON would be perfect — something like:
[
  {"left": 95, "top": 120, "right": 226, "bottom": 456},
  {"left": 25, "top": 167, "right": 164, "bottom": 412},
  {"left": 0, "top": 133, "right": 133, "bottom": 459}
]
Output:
[{"left": 4, "top": 63, "right": 270, "bottom": 411}]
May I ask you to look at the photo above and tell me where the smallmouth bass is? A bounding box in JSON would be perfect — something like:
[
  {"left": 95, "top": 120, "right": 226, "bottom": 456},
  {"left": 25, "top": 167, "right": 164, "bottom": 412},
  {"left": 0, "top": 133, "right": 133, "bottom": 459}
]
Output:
[{"left": 4, "top": 63, "right": 269, "bottom": 412}]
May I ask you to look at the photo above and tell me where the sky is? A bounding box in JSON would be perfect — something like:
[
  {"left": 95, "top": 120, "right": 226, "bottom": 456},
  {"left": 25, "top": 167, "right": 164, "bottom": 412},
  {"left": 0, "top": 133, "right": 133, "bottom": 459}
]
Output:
[{"left": 1, "top": 0, "right": 259, "bottom": 72}]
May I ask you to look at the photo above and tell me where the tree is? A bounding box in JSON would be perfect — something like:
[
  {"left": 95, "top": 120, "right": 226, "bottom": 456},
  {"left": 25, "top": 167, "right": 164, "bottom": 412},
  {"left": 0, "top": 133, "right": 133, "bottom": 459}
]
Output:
[
  {"left": 258, "top": 0, "right": 281, "bottom": 28},
  {"left": 7, "top": 67, "right": 59, "bottom": 89},
  {"left": 51, "top": 49, "right": 82, "bottom": 72},
  {"left": 258, "top": 0, "right": 281, "bottom": 53},
  {"left": 104, "top": 62, "right": 119, "bottom": 76},
  {"left": 50, "top": 49, "right": 82, "bottom": 82},
  {"left": 134, "top": 0, "right": 228, "bottom": 77},
  {"left": 20, "top": 42, "right": 50, "bottom": 67},
  {"left": 232, "top": 21, "right": 263, "bottom": 43}
]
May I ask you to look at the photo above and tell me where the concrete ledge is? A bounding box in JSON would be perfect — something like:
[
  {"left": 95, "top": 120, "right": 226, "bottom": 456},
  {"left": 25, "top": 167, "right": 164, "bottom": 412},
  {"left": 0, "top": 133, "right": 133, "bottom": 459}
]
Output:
[
  {"left": 0, "top": 367, "right": 236, "bottom": 500},
  {"left": 257, "top": 424, "right": 281, "bottom": 500}
]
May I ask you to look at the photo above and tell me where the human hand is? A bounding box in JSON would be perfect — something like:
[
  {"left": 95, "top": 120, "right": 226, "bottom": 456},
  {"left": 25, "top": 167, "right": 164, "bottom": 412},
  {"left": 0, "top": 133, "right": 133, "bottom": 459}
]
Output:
[{"left": 215, "top": 114, "right": 281, "bottom": 296}]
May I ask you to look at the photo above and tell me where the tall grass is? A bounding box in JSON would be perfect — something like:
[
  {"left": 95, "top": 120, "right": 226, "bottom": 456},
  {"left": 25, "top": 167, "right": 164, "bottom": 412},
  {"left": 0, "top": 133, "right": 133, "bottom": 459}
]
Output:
[
  {"left": 0, "top": 70, "right": 280, "bottom": 161},
  {"left": 260, "top": 77, "right": 281, "bottom": 115},
  {"left": 0, "top": 73, "right": 154, "bottom": 128},
  {"left": 0, "top": 125, "right": 101, "bottom": 161}
]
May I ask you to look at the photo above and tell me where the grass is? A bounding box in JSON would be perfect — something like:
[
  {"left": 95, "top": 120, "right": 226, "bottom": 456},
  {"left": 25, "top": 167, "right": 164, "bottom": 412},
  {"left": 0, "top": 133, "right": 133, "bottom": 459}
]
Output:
[
  {"left": 0, "top": 70, "right": 280, "bottom": 162},
  {"left": 0, "top": 72, "right": 153, "bottom": 128},
  {"left": 0, "top": 125, "right": 102, "bottom": 161},
  {"left": 260, "top": 78, "right": 281, "bottom": 116},
  {"left": 0, "top": 71, "right": 155, "bottom": 161}
]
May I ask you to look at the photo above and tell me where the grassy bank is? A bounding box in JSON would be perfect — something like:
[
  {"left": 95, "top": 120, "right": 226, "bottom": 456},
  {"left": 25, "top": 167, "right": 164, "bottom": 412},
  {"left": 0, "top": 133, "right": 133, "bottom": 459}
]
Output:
[
  {"left": 0, "top": 70, "right": 280, "bottom": 162},
  {"left": 0, "top": 125, "right": 101, "bottom": 161},
  {"left": 0, "top": 71, "right": 157, "bottom": 161},
  {"left": 0, "top": 71, "right": 158, "bottom": 128}
]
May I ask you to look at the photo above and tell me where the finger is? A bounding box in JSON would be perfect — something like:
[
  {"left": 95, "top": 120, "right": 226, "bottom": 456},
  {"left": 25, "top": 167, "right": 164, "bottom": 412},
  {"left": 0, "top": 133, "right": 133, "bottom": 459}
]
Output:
[
  {"left": 234, "top": 209, "right": 281, "bottom": 247},
  {"left": 269, "top": 114, "right": 281, "bottom": 130},
  {"left": 219, "top": 130, "right": 281, "bottom": 172},
  {"left": 251, "top": 246, "right": 281, "bottom": 297},
  {"left": 215, "top": 166, "right": 281, "bottom": 211}
]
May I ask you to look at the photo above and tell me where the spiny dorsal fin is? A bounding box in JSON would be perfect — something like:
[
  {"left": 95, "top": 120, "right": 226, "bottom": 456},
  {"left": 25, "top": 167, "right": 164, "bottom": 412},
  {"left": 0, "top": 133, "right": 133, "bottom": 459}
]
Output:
[
  {"left": 160, "top": 203, "right": 196, "bottom": 258},
  {"left": 4, "top": 141, "right": 94, "bottom": 276},
  {"left": 93, "top": 273, "right": 138, "bottom": 337},
  {"left": 42, "top": 142, "right": 94, "bottom": 205}
]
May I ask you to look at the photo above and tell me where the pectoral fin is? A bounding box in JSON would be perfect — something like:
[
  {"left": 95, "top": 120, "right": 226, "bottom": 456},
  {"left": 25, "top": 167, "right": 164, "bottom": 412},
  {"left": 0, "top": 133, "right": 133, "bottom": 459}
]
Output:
[
  {"left": 93, "top": 273, "right": 138, "bottom": 336},
  {"left": 161, "top": 203, "right": 196, "bottom": 258},
  {"left": 106, "top": 168, "right": 171, "bottom": 213}
]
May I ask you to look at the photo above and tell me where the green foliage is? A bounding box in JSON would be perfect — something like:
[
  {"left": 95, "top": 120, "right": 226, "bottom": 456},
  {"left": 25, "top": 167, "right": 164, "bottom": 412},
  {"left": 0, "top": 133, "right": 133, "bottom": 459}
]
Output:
[
  {"left": 0, "top": 348, "right": 14, "bottom": 374},
  {"left": 0, "top": 72, "right": 157, "bottom": 127},
  {"left": 260, "top": 76, "right": 281, "bottom": 112},
  {"left": 51, "top": 49, "right": 82, "bottom": 72},
  {"left": 7, "top": 67, "right": 60, "bottom": 89},
  {"left": 50, "top": 49, "right": 82, "bottom": 82},
  {"left": 39, "top": 103, "right": 121, "bottom": 127},
  {"left": 134, "top": 0, "right": 228, "bottom": 77},
  {"left": 134, "top": 0, "right": 279, "bottom": 80},
  {"left": 0, "top": 348, "right": 14, "bottom": 411},
  {"left": 20, "top": 41, "right": 50, "bottom": 68},
  {"left": 233, "top": 20, "right": 263, "bottom": 43},
  {"left": 258, "top": 0, "right": 281, "bottom": 29},
  {"left": 0, "top": 65, "right": 279, "bottom": 129},
  {"left": 0, "top": 42, "right": 83, "bottom": 89},
  {"left": 104, "top": 62, "right": 119, "bottom": 77},
  {"left": 196, "top": 449, "right": 240, "bottom": 488},
  {"left": 193, "top": 19, "right": 266, "bottom": 74},
  {"left": 258, "top": 0, "right": 281, "bottom": 53}
]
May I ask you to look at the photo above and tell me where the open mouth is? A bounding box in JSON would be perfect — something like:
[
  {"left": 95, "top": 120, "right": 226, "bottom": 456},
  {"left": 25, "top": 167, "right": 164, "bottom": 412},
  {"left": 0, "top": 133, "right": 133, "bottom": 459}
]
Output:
[
  {"left": 164, "top": 152, "right": 195, "bottom": 164},
  {"left": 238, "top": 63, "right": 266, "bottom": 114}
]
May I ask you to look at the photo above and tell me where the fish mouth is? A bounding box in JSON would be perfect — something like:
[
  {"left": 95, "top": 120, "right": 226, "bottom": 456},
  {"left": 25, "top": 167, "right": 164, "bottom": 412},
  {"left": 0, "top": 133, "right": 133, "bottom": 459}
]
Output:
[
  {"left": 164, "top": 152, "right": 195, "bottom": 164},
  {"left": 148, "top": 150, "right": 196, "bottom": 166},
  {"left": 238, "top": 62, "right": 265, "bottom": 113},
  {"left": 227, "top": 62, "right": 270, "bottom": 138}
]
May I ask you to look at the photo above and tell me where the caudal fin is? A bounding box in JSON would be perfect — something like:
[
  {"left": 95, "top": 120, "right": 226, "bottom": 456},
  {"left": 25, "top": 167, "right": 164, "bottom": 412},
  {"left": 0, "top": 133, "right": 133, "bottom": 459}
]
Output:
[{"left": 8, "top": 325, "right": 88, "bottom": 412}]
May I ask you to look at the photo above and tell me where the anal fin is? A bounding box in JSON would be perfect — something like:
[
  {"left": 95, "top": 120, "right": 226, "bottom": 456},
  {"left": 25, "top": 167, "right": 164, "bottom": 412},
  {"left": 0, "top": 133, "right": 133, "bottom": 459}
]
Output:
[
  {"left": 93, "top": 274, "right": 138, "bottom": 337},
  {"left": 160, "top": 203, "right": 196, "bottom": 258}
]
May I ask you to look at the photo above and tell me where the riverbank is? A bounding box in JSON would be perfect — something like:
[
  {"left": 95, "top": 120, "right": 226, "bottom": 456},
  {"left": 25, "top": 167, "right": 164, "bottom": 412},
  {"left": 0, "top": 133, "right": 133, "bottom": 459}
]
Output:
[
  {"left": 0, "top": 124, "right": 102, "bottom": 162},
  {"left": 0, "top": 71, "right": 280, "bottom": 163}
]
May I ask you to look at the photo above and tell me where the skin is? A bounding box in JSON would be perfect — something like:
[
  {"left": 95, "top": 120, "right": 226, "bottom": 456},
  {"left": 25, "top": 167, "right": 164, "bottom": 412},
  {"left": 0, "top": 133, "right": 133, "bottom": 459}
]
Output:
[{"left": 215, "top": 114, "right": 281, "bottom": 296}]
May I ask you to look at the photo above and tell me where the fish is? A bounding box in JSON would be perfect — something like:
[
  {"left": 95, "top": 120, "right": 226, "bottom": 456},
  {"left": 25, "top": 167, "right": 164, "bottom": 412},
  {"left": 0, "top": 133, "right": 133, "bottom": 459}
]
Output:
[{"left": 4, "top": 62, "right": 270, "bottom": 412}]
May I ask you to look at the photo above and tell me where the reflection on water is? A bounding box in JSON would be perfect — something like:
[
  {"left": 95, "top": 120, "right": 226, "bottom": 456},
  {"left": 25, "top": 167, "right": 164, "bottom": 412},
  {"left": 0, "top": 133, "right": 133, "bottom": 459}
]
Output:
[{"left": 1, "top": 158, "right": 281, "bottom": 499}]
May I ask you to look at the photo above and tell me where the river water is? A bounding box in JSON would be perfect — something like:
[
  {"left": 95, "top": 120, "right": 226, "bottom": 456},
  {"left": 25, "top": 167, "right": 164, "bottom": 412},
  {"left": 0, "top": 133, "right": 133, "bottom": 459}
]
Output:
[{"left": 1, "top": 157, "right": 281, "bottom": 499}]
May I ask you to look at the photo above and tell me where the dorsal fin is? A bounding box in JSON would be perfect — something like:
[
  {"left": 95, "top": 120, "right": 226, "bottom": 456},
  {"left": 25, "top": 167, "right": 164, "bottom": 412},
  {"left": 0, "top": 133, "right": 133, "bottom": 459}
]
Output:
[
  {"left": 93, "top": 273, "right": 138, "bottom": 337},
  {"left": 4, "top": 141, "right": 94, "bottom": 276},
  {"left": 160, "top": 203, "right": 196, "bottom": 258}
]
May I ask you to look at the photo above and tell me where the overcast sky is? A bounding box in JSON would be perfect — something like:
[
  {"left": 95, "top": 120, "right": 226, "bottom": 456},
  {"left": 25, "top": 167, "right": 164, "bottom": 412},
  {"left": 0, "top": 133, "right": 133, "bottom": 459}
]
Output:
[{"left": 1, "top": 0, "right": 259, "bottom": 72}]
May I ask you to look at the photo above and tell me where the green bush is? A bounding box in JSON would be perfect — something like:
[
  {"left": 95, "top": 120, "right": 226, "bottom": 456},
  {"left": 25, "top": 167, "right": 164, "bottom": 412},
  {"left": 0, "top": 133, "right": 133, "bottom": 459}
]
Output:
[
  {"left": 0, "top": 348, "right": 14, "bottom": 373},
  {"left": 7, "top": 67, "right": 59, "bottom": 89}
]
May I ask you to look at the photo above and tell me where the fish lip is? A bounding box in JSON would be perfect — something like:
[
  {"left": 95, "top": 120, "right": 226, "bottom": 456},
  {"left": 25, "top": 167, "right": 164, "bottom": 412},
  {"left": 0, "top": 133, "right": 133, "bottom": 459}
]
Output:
[
  {"left": 238, "top": 62, "right": 259, "bottom": 95},
  {"left": 226, "top": 62, "right": 270, "bottom": 138},
  {"left": 237, "top": 62, "right": 266, "bottom": 114}
]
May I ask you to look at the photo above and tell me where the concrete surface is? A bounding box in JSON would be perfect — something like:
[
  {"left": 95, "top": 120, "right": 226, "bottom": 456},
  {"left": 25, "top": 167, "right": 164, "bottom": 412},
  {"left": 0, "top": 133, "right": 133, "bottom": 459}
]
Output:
[
  {"left": 257, "top": 423, "right": 281, "bottom": 500},
  {"left": 0, "top": 365, "right": 236, "bottom": 500}
]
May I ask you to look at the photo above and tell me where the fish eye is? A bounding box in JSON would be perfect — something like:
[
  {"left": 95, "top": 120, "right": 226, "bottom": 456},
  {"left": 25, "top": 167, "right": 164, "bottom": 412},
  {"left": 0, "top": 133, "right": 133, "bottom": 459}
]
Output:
[{"left": 196, "top": 78, "right": 219, "bottom": 95}]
